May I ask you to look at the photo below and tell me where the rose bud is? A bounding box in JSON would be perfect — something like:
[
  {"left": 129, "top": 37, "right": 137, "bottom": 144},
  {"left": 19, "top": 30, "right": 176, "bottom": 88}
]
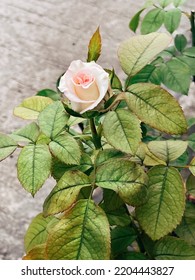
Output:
[{"left": 58, "top": 60, "right": 109, "bottom": 114}]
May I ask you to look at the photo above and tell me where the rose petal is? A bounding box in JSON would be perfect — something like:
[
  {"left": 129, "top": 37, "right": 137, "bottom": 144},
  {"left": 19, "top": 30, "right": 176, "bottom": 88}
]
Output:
[{"left": 58, "top": 60, "right": 109, "bottom": 113}]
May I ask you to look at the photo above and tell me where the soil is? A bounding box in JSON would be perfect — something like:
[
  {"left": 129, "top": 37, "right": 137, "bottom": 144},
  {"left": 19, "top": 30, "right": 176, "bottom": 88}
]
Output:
[{"left": 0, "top": 0, "right": 194, "bottom": 259}]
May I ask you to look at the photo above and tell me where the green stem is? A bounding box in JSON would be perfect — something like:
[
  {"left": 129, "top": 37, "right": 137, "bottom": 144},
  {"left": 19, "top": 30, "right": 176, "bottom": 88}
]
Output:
[
  {"left": 190, "top": 10, "right": 195, "bottom": 82},
  {"left": 131, "top": 221, "right": 145, "bottom": 254},
  {"left": 190, "top": 11, "right": 195, "bottom": 46},
  {"left": 89, "top": 118, "right": 102, "bottom": 150}
]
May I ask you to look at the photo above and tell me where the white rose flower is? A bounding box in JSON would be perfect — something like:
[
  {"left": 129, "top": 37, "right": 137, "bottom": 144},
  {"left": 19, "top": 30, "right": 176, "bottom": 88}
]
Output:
[{"left": 58, "top": 60, "right": 109, "bottom": 114}]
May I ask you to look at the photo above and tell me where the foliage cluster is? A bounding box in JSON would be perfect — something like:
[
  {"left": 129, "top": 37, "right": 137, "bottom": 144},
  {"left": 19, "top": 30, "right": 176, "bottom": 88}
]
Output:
[{"left": 1, "top": 0, "right": 195, "bottom": 259}]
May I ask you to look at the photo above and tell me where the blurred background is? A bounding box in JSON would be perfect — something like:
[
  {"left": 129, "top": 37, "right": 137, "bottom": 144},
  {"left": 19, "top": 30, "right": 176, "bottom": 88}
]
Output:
[{"left": 0, "top": 0, "right": 194, "bottom": 259}]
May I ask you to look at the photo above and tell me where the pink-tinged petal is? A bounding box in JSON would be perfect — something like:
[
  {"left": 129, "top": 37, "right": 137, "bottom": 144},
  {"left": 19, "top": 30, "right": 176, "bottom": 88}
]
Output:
[
  {"left": 80, "top": 72, "right": 109, "bottom": 113},
  {"left": 58, "top": 60, "right": 109, "bottom": 113},
  {"left": 74, "top": 80, "right": 99, "bottom": 101}
]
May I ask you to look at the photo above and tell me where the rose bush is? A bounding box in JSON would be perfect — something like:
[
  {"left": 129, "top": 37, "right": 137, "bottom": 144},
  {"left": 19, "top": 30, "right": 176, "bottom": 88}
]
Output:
[
  {"left": 58, "top": 60, "right": 109, "bottom": 113},
  {"left": 1, "top": 0, "right": 195, "bottom": 261}
]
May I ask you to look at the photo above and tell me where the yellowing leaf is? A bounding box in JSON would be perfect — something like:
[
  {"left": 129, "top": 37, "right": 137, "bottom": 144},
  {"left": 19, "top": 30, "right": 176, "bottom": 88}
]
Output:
[
  {"left": 103, "top": 109, "right": 141, "bottom": 155},
  {"left": 126, "top": 83, "right": 187, "bottom": 134},
  {"left": 24, "top": 213, "right": 58, "bottom": 253},
  {"left": 186, "top": 174, "right": 195, "bottom": 196},
  {"left": 38, "top": 101, "right": 69, "bottom": 139},
  {"left": 43, "top": 170, "right": 91, "bottom": 216},
  {"left": 51, "top": 153, "right": 92, "bottom": 181},
  {"left": 118, "top": 32, "right": 171, "bottom": 76},
  {"left": 46, "top": 200, "right": 110, "bottom": 260},
  {"left": 95, "top": 149, "right": 125, "bottom": 167},
  {"left": 23, "top": 244, "right": 46, "bottom": 260},
  {"left": 17, "top": 144, "right": 52, "bottom": 195},
  {"left": 49, "top": 133, "right": 81, "bottom": 165},
  {"left": 154, "top": 236, "right": 195, "bottom": 260},
  {"left": 0, "top": 133, "right": 17, "bottom": 161},
  {"left": 144, "top": 145, "right": 166, "bottom": 166},
  {"left": 11, "top": 122, "right": 40, "bottom": 143},
  {"left": 14, "top": 96, "right": 53, "bottom": 120},
  {"left": 95, "top": 158, "right": 148, "bottom": 206},
  {"left": 136, "top": 166, "right": 185, "bottom": 240},
  {"left": 189, "top": 157, "right": 195, "bottom": 176},
  {"left": 148, "top": 140, "right": 188, "bottom": 163}
]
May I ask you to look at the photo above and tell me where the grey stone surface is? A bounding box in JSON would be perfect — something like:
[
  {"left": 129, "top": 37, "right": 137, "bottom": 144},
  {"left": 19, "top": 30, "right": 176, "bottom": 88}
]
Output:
[{"left": 0, "top": 0, "right": 194, "bottom": 259}]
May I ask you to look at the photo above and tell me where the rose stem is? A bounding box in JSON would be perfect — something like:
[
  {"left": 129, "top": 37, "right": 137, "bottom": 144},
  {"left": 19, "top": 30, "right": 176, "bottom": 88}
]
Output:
[
  {"left": 190, "top": 10, "right": 195, "bottom": 82},
  {"left": 89, "top": 118, "right": 102, "bottom": 149}
]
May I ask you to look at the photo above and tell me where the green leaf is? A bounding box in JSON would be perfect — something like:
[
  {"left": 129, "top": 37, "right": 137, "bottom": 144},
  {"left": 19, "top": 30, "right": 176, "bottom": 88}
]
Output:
[
  {"left": 178, "top": 56, "right": 195, "bottom": 76},
  {"left": 51, "top": 153, "right": 92, "bottom": 181},
  {"left": 101, "top": 189, "right": 130, "bottom": 226},
  {"left": 127, "top": 65, "right": 156, "bottom": 86},
  {"left": 126, "top": 83, "right": 187, "bottom": 134},
  {"left": 118, "top": 32, "right": 171, "bottom": 76},
  {"left": 161, "top": 57, "right": 191, "bottom": 94},
  {"left": 159, "top": 46, "right": 176, "bottom": 59},
  {"left": 111, "top": 226, "right": 137, "bottom": 256},
  {"left": 147, "top": 140, "right": 188, "bottom": 162},
  {"left": 188, "top": 133, "right": 195, "bottom": 151},
  {"left": 24, "top": 213, "right": 58, "bottom": 253},
  {"left": 23, "top": 244, "right": 46, "bottom": 260},
  {"left": 183, "top": 47, "right": 195, "bottom": 58},
  {"left": 105, "top": 207, "right": 131, "bottom": 227},
  {"left": 17, "top": 144, "right": 52, "bottom": 195},
  {"left": 170, "top": 150, "right": 189, "bottom": 167},
  {"left": 95, "top": 158, "right": 148, "bottom": 206},
  {"left": 38, "top": 101, "right": 69, "bottom": 139},
  {"left": 105, "top": 69, "right": 122, "bottom": 90},
  {"left": 0, "top": 133, "right": 17, "bottom": 161},
  {"left": 164, "top": 8, "right": 182, "bottom": 33},
  {"left": 158, "top": 0, "right": 172, "bottom": 7},
  {"left": 49, "top": 133, "right": 81, "bottom": 165},
  {"left": 36, "top": 89, "right": 61, "bottom": 101},
  {"left": 129, "top": 9, "right": 145, "bottom": 32},
  {"left": 175, "top": 203, "right": 195, "bottom": 245},
  {"left": 189, "top": 157, "right": 195, "bottom": 176},
  {"left": 186, "top": 174, "right": 195, "bottom": 196},
  {"left": 43, "top": 170, "right": 91, "bottom": 216},
  {"left": 144, "top": 0, "right": 156, "bottom": 8},
  {"left": 153, "top": 236, "right": 195, "bottom": 259},
  {"left": 67, "top": 116, "right": 84, "bottom": 127},
  {"left": 95, "top": 149, "right": 125, "bottom": 167},
  {"left": 148, "top": 67, "right": 162, "bottom": 85},
  {"left": 173, "top": 0, "right": 186, "bottom": 7},
  {"left": 11, "top": 122, "right": 40, "bottom": 143},
  {"left": 46, "top": 199, "right": 111, "bottom": 260},
  {"left": 144, "top": 144, "right": 166, "bottom": 166},
  {"left": 36, "top": 133, "right": 51, "bottom": 145},
  {"left": 102, "top": 189, "right": 125, "bottom": 211},
  {"left": 188, "top": 117, "right": 195, "bottom": 128},
  {"left": 175, "top": 34, "right": 187, "bottom": 52},
  {"left": 87, "top": 27, "right": 101, "bottom": 62},
  {"left": 136, "top": 166, "right": 185, "bottom": 240},
  {"left": 14, "top": 96, "right": 53, "bottom": 120},
  {"left": 141, "top": 9, "right": 165, "bottom": 35},
  {"left": 103, "top": 109, "right": 141, "bottom": 155}
]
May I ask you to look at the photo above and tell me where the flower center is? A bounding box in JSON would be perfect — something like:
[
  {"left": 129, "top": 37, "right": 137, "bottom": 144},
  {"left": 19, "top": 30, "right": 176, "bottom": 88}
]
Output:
[{"left": 73, "top": 72, "right": 94, "bottom": 87}]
